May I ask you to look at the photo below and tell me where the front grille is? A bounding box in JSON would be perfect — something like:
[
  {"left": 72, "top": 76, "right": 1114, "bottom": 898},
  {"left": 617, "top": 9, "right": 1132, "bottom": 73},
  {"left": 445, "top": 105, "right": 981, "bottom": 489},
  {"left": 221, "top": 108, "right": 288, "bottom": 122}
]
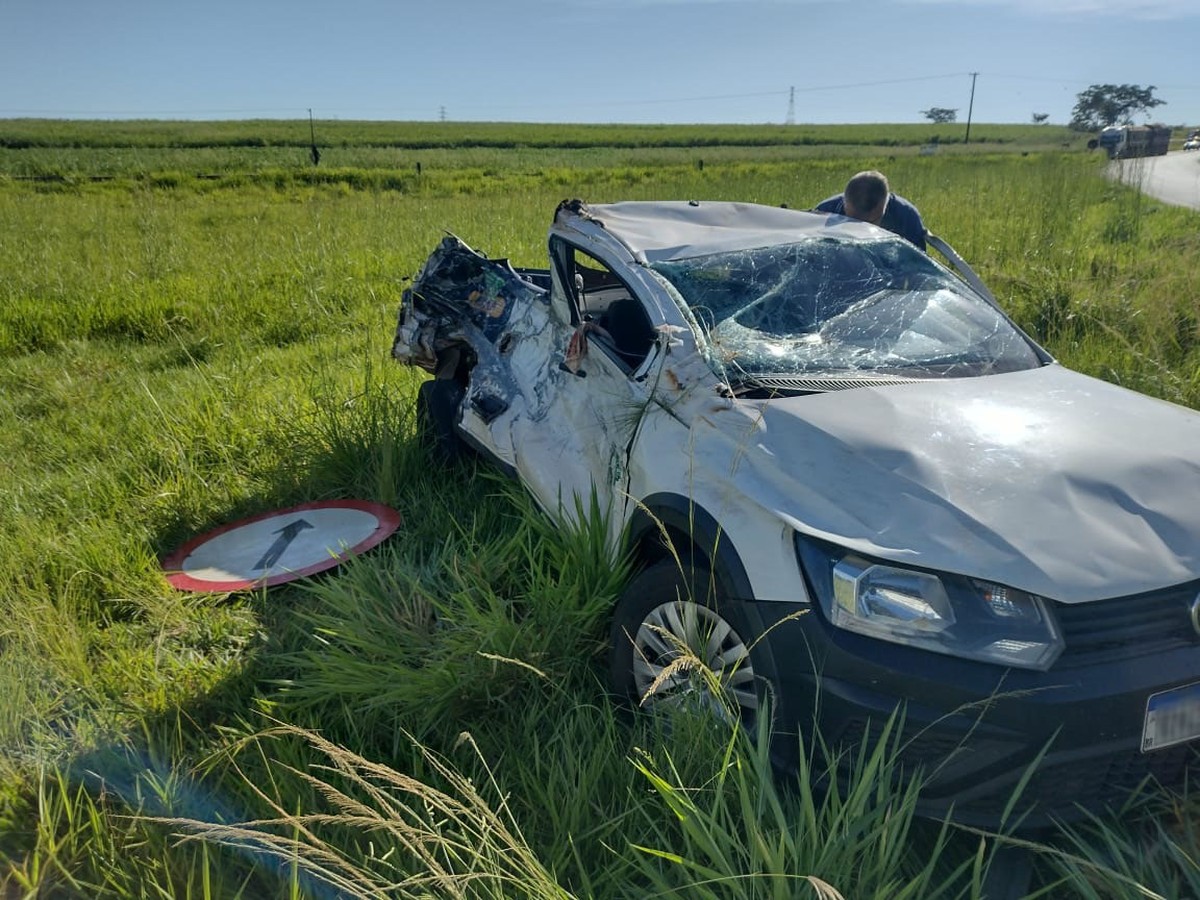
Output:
[{"left": 1054, "top": 583, "right": 1200, "bottom": 668}]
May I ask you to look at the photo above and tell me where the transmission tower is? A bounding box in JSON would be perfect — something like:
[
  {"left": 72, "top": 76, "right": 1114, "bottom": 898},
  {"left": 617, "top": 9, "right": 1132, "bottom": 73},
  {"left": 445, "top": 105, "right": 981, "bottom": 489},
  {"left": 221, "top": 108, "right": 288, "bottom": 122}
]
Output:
[{"left": 786, "top": 86, "right": 795, "bottom": 126}]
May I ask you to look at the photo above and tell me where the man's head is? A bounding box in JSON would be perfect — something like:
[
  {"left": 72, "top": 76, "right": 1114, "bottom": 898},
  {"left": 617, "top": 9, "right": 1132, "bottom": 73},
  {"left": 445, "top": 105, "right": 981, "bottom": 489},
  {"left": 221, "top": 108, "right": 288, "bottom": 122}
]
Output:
[{"left": 842, "top": 170, "right": 890, "bottom": 224}]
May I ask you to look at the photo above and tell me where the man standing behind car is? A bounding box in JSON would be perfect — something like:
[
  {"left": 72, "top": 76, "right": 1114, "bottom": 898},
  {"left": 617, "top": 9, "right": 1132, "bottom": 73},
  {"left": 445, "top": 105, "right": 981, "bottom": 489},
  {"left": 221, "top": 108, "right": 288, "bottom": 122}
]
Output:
[{"left": 815, "top": 170, "right": 927, "bottom": 251}]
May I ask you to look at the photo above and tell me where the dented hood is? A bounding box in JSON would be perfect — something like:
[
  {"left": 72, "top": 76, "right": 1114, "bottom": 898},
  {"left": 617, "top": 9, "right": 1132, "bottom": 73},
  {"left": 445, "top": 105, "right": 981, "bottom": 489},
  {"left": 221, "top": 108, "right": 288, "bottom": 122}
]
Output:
[{"left": 736, "top": 364, "right": 1200, "bottom": 603}]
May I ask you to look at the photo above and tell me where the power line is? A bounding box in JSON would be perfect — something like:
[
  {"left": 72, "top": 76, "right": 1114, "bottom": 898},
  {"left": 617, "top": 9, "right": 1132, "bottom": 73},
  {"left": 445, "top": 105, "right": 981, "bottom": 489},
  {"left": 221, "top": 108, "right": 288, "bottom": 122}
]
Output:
[
  {"left": 789, "top": 73, "right": 969, "bottom": 94},
  {"left": 583, "top": 73, "right": 966, "bottom": 109},
  {"left": 0, "top": 74, "right": 973, "bottom": 121}
]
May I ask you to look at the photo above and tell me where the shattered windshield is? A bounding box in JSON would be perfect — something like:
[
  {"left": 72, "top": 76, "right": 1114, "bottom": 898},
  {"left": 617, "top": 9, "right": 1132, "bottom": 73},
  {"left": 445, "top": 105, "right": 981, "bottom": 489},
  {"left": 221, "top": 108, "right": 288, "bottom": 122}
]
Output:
[{"left": 651, "top": 237, "right": 1042, "bottom": 382}]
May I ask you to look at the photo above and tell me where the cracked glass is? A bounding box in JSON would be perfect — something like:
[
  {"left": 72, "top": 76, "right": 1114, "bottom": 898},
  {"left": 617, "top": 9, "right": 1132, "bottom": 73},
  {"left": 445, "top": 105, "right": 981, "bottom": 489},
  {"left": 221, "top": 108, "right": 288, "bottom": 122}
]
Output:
[{"left": 651, "top": 237, "right": 1041, "bottom": 386}]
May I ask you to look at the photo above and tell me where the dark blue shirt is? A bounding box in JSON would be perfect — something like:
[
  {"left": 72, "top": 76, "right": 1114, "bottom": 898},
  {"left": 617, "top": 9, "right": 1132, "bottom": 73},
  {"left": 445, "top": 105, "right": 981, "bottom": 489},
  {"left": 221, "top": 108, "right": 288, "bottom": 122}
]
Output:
[{"left": 815, "top": 192, "right": 927, "bottom": 251}]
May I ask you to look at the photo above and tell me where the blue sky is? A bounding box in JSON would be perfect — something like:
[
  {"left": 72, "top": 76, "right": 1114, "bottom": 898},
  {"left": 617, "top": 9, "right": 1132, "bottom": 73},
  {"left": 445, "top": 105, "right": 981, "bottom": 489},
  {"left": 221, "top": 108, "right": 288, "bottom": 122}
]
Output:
[{"left": 3, "top": 0, "right": 1197, "bottom": 126}]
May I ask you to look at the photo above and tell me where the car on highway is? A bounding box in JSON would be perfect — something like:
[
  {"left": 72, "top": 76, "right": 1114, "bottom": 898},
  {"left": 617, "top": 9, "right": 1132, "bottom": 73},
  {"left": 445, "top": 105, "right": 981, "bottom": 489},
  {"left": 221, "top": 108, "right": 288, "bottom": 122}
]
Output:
[
  {"left": 392, "top": 199, "right": 1200, "bottom": 827},
  {"left": 1184, "top": 135, "right": 1200, "bottom": 151}
]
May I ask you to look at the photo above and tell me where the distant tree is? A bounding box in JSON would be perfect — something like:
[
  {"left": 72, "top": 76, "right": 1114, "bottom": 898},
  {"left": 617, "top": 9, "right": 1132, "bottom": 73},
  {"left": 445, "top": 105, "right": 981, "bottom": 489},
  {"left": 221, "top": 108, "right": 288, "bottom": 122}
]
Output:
[
  {"left": 920, "top": 107, "right": 958, "bottom": 124},
  {"left": 1069, "top": 84, "right": 1165, "bottom": 131},
  {"left": 1032, "top": 112, "right": 1050, "bottom": 124}
]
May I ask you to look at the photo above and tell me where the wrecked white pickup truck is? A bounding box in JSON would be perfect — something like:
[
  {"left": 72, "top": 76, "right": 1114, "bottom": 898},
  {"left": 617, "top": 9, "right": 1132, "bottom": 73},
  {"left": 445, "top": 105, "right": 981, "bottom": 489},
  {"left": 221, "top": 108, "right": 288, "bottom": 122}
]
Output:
[{"left": 393, "top": 198, "right": 1200, "bottom": 827}]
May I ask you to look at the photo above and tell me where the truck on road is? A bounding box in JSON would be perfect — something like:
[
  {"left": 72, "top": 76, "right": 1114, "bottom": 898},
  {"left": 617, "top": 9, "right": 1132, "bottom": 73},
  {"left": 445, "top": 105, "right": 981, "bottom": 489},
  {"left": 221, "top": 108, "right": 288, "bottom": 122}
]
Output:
[{"left": 1096, "top": 124, "right": 1173, "bottom": 159}]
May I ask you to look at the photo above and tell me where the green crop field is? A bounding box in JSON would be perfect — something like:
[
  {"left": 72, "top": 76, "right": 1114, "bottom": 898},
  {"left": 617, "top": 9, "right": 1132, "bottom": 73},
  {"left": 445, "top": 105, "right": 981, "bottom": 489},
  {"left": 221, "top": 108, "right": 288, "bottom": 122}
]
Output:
[{"left": 2, "top": 120, "right": 1200, "bottom": 898}]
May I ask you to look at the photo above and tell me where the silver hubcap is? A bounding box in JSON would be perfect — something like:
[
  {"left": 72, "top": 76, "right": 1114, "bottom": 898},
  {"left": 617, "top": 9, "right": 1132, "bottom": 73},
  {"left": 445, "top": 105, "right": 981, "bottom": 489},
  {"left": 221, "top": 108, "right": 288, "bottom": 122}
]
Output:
[{"left": 632, "top": 600, "right": 757, "bottom": 719}]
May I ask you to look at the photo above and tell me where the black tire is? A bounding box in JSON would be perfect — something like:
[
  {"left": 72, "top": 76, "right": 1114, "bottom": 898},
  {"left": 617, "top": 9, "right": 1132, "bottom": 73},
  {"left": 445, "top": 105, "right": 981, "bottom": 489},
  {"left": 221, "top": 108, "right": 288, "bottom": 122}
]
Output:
[
  {"left": 609, "top": 558, "right": 763, "bottom": 729},
  {"left": 415, "top": 378, "right": 465, "bottom": 464}
]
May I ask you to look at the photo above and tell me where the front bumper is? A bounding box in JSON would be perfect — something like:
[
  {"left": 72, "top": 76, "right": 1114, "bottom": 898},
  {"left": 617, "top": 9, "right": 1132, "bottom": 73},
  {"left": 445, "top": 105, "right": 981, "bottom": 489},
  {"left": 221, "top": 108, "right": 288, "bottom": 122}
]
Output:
[{"left": 746, "top": 598, "right": 1200, "bottom": 829}]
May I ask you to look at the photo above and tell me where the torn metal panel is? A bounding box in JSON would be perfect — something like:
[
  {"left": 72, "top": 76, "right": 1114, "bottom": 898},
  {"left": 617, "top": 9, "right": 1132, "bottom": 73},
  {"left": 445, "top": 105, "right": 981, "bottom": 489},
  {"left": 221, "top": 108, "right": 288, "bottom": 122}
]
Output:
[
  {"left": 393, "top": 232, "right": 647, "bottom": 530},
  {"left": 392, "top": 234, "right": 541, "bottom": 372}
]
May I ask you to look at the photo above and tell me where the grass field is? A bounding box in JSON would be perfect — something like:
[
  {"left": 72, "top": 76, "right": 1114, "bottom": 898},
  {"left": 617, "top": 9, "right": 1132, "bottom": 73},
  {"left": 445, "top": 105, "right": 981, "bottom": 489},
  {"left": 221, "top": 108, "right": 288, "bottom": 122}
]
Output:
[
  {"left": 2, "top": 120, "right": 1200, "bottom": 898},
  {"left": 0, "top": 118, "right": 1085, "bottom": 180}
]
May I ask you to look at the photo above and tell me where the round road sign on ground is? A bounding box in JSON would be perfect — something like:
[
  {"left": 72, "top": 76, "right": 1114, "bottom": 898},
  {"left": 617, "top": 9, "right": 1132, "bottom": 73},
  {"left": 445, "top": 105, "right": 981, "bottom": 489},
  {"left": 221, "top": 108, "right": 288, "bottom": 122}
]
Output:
[{"left": 162, "top": 500, "right": 401, "bottom": 592}]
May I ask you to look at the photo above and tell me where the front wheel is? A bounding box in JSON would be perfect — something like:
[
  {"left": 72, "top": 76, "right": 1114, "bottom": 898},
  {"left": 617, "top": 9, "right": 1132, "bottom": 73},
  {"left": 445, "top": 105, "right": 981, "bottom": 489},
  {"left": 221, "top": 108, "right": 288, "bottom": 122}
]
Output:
[{"left": 609, "top": 559, "right": 761, "bottom": 728}]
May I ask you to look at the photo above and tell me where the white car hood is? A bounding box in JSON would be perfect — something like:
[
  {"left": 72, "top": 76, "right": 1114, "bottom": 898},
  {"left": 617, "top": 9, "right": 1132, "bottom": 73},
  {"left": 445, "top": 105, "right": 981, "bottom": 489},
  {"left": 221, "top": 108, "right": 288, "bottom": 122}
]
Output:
[{"left": 733, "top": 365, "right": 1200, "bottom": 603}]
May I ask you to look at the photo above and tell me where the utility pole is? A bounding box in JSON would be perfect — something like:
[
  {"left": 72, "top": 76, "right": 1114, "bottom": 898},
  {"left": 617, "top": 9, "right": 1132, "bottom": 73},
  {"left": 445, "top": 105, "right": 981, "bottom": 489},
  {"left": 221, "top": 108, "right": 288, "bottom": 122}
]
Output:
[{"left": 964, "top": 72, "right": 978, "bottom": 143}]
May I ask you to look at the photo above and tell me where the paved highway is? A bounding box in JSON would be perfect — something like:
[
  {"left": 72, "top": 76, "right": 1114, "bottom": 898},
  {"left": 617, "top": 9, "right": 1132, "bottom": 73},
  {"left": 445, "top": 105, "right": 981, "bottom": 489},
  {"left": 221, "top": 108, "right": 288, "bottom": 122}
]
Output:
[{"left": 1110, "top": 151, "right": 1200, "bottom": 210}]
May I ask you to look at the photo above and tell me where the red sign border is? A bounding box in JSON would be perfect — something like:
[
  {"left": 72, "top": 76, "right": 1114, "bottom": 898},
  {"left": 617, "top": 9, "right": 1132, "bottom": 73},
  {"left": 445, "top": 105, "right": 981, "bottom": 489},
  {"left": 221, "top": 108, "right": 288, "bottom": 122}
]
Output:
[{"left": 161, "top": 499, "right": 402, "bottom": 592}]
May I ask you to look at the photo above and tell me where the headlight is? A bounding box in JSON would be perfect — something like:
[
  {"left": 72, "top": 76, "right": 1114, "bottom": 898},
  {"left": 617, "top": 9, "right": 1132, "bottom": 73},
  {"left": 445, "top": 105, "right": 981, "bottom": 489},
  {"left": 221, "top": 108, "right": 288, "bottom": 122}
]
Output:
[{"left": 796, "top": 536, "right": 1063, "bottom": 671}]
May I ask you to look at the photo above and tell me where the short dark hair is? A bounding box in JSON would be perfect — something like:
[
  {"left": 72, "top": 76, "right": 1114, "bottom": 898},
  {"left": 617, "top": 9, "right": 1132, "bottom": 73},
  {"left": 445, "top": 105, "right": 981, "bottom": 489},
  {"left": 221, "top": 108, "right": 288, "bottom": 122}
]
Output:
[{"left": 844, "top": 170, "right": 890, "bottom": 215}]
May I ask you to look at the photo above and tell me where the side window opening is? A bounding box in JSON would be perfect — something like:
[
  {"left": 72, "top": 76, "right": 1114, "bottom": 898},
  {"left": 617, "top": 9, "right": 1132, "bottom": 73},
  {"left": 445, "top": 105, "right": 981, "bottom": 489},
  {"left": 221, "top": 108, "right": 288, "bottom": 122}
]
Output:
[
  {"left": 573, "top": 252, "right": 621, "bottom": 314},
  {"left": 567, "top": 247, "right": 656, "bottom": 372}
]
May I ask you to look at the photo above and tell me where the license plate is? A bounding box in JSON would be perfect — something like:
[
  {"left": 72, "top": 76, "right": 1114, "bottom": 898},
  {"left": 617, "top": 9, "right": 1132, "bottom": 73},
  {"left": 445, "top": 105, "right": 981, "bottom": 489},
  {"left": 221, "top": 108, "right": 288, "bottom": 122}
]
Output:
[{"left": 1143, "top": 681, "right": 1200, "bottom": 752}]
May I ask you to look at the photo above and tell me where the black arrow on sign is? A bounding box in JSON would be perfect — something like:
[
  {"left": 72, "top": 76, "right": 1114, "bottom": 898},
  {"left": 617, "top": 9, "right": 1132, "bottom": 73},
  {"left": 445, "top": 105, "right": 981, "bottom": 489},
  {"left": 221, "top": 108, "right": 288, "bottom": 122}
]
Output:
[{"left": 254, "top": 519, "right": 314, "bottom": 571}]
